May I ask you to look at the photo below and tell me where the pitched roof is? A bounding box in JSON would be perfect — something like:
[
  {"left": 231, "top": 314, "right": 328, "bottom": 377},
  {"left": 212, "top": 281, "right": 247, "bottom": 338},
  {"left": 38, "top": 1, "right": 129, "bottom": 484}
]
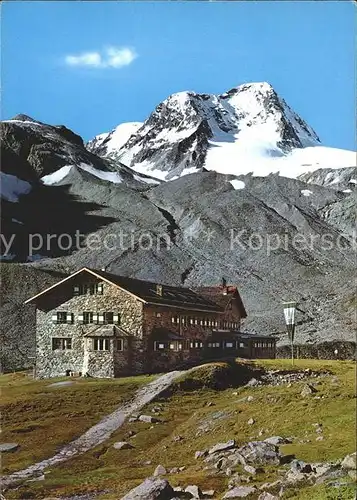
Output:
[
  {"left": 24, "top": 267, "right": 224, "bottom": 313},
  {"left": 92, "top": 268, "right": 224, "bottom": 312},
  {"left": 192, "top": 285, "right": 247, "bottom": 318}
]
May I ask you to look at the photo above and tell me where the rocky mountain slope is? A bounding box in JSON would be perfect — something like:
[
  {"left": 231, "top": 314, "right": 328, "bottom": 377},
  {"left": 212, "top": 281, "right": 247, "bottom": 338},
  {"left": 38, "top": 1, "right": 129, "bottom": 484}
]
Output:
[
  {"left": 1, "top": 83, "right": 356, "bottom": 371},
  {"left": 87, "top": 82, "right": 355, "bottom": 181}
]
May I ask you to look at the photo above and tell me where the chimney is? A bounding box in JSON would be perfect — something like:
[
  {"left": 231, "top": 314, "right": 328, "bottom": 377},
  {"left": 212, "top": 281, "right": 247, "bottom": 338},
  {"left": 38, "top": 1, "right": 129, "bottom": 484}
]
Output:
[
  {"left": 156, "top": 284, "right": 163, "bottom": 296},
  {"left": 222, "top": 277, "right": 227, "bottom": 295}
]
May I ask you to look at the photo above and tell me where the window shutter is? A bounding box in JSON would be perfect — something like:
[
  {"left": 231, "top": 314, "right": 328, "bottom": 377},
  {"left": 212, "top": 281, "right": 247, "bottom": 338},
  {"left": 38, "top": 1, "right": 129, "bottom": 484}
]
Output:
[
  {"left": 93, "top": 313, "right": 98, "bottom": 323},
  {"left": 113, "top": 313, "right": 120, "bottom": 324},
  {"left": 78, "top": 313, "right": 84, "bottom": 324},
  {"left": 52, "top": 313, "right": 58, "bottom": 324},
  {"left": 98, "top": 314, "right": 105, "bottom": 324},
  {"left": 97, "top": 283, "right": 104, "bottom": 295},
  {"left": 73, "top": 285, "right": 80, "bottom": 296},
  {"left": 66, "top": 312, "right": 73, "bottom": 324}
]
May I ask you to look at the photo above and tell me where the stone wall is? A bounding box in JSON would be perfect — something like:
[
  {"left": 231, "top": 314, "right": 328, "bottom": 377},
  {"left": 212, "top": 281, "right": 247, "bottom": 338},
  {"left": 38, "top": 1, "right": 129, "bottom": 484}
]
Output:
[
  {"left": 35, "top": 273, "right": 144, "bottom": 378},
  {"left": 276, "top": 341, "right": 356, "bottom": 361}
]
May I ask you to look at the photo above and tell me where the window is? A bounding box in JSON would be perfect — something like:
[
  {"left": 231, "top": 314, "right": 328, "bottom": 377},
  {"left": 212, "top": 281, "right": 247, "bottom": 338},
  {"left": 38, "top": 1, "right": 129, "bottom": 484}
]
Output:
[
  {"left": 156, "top": 312, "right": 162, "bottom": 318},
  {"left": 93, "top": 338, "right": 110, "bottom": 351},
  {"left": 225, "top": 342, "right": 234, "bottom": 348},
  {"left": 194, "top": 341, "right": 203, "bottom": 348},
  {"left": 104, "top": 312, "right": 114, "bottom": 324},
  {"left": 155, "top": 342, "right": 166, "bottom": 350},
  {"left": 169, "top": 343, "right": 176, "bottom": 350},
  {"left": 52, "top": 337, "right": 72, "bottom": 350},
  {"left": 74, "top": 283, "right": 103, "bottom": 296},
  {"left": 52, "top": 312, "right": 73, "bottom": 324},
  {"left": 83, "top": 312, "right": 94, "bottom": 324},
  {"left": 54, "top": 311, "right": 68, "bottom": 324},
  {"left": 239, "top": 342, "right": 245, "bottom": 348},
  {"left": 116, "top": 339, "right": 123, "bottom": 351},
  {"left": 208, "top": 342, "right": 220, "bottom": 348}
]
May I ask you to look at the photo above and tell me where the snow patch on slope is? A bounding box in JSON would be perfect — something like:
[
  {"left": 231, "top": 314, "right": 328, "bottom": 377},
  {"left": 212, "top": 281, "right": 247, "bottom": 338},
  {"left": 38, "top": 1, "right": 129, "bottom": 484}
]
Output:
[
  {"left": 204, "top": 145, "right": 356, "bottom": 178},
  {"left": 0, "top": 172, "right": 32, "bottom": 202},
  {"left": 41, "top": 163, "right": 123, "bottom": 185},
  {"left": 301, "top": 189, "right": 313, "bottom": 197},
  {"left": 41, "top": 165, "right": 73, "bottom": 185},
  {"left": 78, "top": 163, "right": 123, "bottom": 183},
  {"left": 230, "top": 179, "right": 246, "bottom": 190}
]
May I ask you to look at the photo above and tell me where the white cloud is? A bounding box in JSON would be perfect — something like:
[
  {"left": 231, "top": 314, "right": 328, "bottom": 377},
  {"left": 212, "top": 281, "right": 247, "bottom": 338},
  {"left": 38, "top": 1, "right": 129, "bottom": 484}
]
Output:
[{"left": 64, "top": 46, "right": 137, "bottom": 69}]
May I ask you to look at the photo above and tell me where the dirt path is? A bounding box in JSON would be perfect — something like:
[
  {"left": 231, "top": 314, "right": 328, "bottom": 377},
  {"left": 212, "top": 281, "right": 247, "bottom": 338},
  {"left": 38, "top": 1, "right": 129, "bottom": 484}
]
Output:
[{"left": 2, "top": 370, "right": 184, "bottom": 488}]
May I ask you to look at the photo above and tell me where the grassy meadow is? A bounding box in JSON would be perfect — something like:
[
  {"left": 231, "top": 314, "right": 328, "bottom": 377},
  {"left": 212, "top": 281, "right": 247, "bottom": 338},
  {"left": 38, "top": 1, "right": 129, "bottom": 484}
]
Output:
[{"left": 1, "top": 359, "right": 356, "bottom": 499}]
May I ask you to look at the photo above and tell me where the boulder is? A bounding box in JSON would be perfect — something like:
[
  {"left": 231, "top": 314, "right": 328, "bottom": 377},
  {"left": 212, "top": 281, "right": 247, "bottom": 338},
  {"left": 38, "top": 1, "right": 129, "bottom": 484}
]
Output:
[
  {"left": 185, "top": 485, "right": 203, "bottom": 498},
  {"left": 173, "top": 435, "right": 184, "bottom": 442},
  {"left": 247, "top": 418, "right": 255, "bottom": 425},
  {"left": 258, "top": 493, "right": 279, "bottom": 500},
  {"left": 264, "top": 436, "right": 292, "bottom": 446},
  {"left": 208, "top": 439, "right": 236, "bottom": 455},
  {"left": 230, "top": 474, "right": 252, "bottom": 487},
  {"left": 301, "top": 384, "right": 317, "bottom": 397},
  {"left": 153, "top": 465, "right": 167, "bottom": 476},
  {"left": 0, "top": 443, "right": 20, "bottom": 452},
  {"left": 244, "top": 465, "right": 258, "bottom": 475},
  {"left": 139, "top": 415, "right": 161, "bottom": 423},
  {"left": 247, "top": 396, "right": 254, "bottom": 402},
  {"left": 113, "top": 441, "right": 134, "bottom": 450},
  {"left": 202, "top": 490, "right": 215, "bottom": 498},
  {"left": 238, "top": 441, "right": 281, "bottom": 465},
  {"left": 223, "top": 486, "right": 257, "bottom": 498},
  {"left": 341, "top": 452, "right": 356, "bottom": 470},
  {"left": 121, "top": 477, "right": 174, "bottom": 500},
  {"left": 290, "top": 459, "right": 313, "bottom": 474},
  {"left": 348, "top": 470, "right": 357, "bottom": 480},
  {"left": 246, "top": 378, "right": 260, "bottom": 387},
  {"left": 195, "top": 450, "right": 207, "bottom": 459}
]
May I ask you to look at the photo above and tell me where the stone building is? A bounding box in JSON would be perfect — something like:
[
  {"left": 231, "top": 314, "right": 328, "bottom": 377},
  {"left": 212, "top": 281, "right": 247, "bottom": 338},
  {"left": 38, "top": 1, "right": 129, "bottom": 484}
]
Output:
[{"left": 25, "top": 267, "right": 276, "bottom": 378}]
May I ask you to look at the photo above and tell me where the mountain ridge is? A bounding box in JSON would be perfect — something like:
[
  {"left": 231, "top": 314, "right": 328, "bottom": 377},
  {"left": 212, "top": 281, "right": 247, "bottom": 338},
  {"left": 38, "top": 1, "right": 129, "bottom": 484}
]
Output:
[{"left": 87, "top": 81, "right": 355, "bottom": 182}]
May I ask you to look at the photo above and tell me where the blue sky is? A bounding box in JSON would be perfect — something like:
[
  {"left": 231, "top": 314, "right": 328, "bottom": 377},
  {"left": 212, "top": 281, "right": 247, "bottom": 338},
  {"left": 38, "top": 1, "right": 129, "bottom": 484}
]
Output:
[{"left": 3, "top": 1, "right": 356, "bottom": 150}]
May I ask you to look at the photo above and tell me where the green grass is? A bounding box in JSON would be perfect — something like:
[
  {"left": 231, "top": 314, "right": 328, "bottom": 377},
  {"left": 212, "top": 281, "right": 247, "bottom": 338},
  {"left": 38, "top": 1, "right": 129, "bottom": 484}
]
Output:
[
  {"left": 0, "top": 371, "right": 156, "bottom": 474},
  {"left": 2, "top": 360, "right": 356, "bottom": 500}
]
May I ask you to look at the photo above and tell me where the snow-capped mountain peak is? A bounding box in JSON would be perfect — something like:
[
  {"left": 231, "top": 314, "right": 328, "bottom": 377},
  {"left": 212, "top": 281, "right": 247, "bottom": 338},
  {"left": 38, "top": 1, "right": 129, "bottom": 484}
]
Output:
[{"left": 87, "top": 82, "right": 355, "bottom": 181}]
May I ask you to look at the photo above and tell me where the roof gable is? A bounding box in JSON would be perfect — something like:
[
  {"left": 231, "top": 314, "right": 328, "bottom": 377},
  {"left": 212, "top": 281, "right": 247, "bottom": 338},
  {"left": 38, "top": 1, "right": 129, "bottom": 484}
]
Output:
[
  {"left": 192, "top": 285, "right": 247, "bottom": 318},
  {"left": 24, "top": 267, "right": 224, "bottom": 313}
]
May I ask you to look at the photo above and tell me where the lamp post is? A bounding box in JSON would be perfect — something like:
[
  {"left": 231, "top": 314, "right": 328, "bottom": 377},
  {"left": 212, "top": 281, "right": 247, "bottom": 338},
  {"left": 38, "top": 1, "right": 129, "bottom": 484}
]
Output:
[{"left": 283, "top": 301, "right": 297, "bottom": 365}]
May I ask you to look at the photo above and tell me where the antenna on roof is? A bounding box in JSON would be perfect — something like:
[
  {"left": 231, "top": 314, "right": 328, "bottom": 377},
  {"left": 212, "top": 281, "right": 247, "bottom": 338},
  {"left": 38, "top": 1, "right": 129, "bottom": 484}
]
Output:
[{"left": 101, "top": 264, "right": 110, "bottom": 272}]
